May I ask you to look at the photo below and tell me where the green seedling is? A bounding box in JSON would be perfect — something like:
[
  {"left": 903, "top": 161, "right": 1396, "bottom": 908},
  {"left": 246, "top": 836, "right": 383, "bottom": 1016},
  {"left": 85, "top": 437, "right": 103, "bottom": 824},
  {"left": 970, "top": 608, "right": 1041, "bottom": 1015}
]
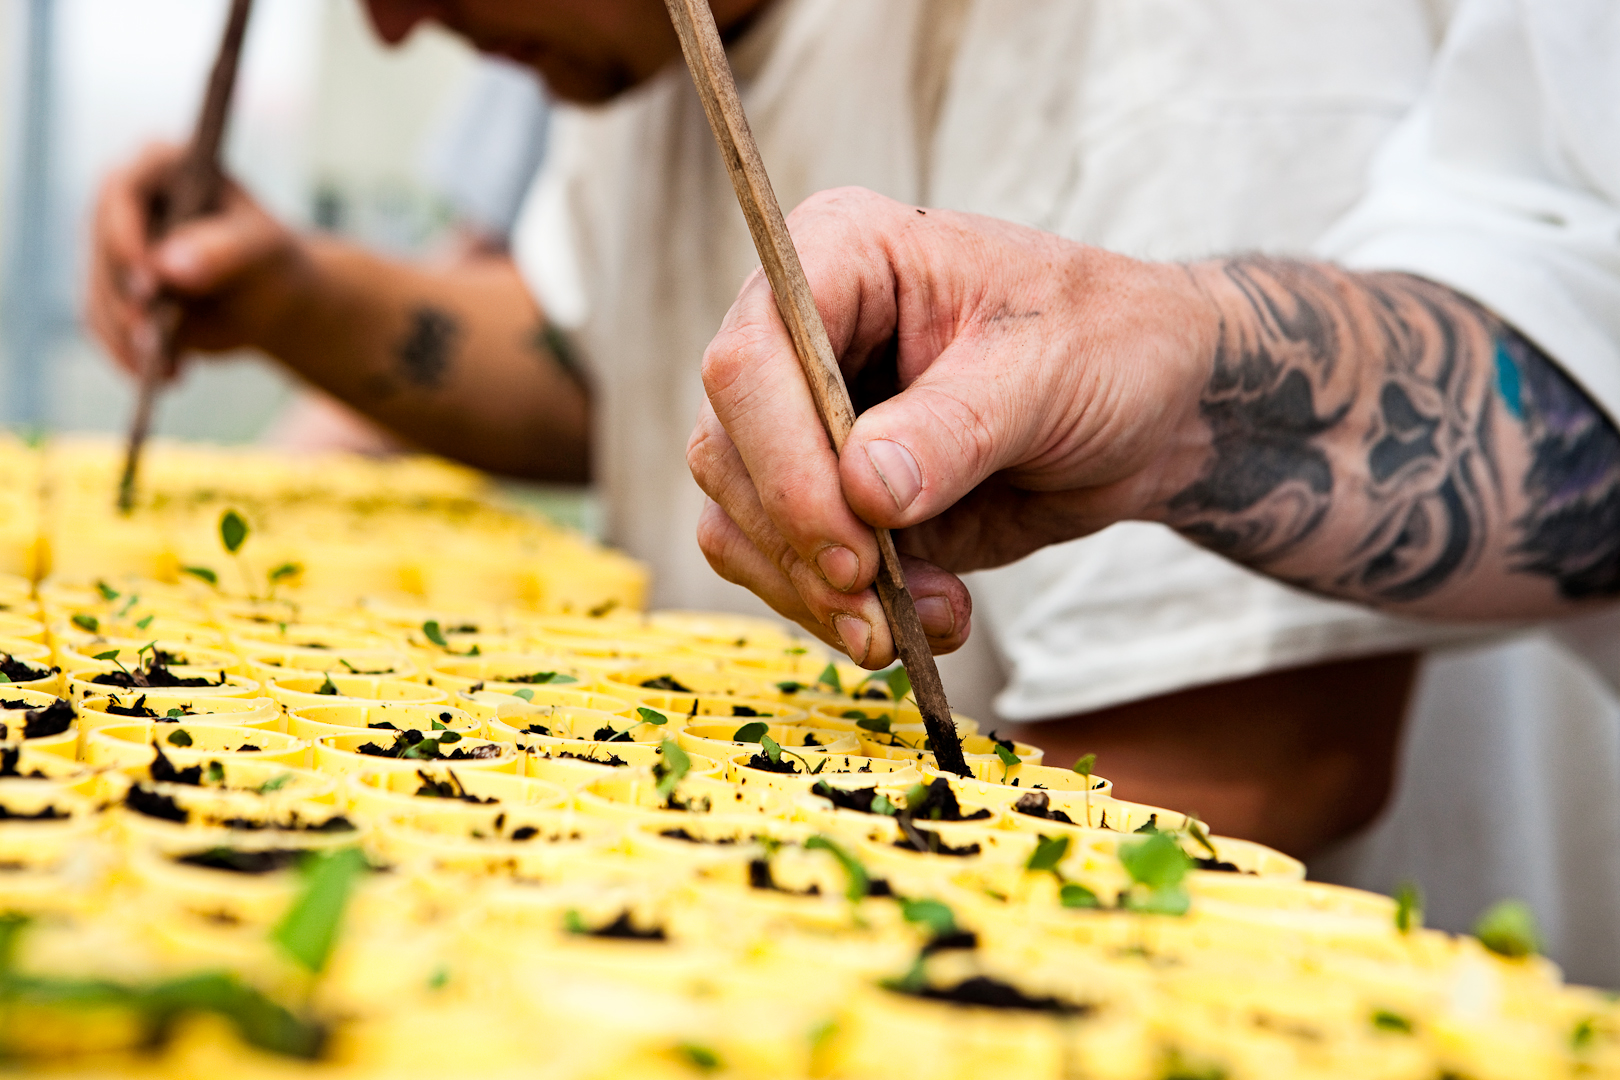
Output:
[
  {"left": 1073, "top": 752, "right": 1097, "bottom": 826},
  {"left": 732, "top": 721, "right": 769, "bottom": 743},
  {"left": 1372, "top": 1010, "right": 1413, "bottom": 1034},
  {"left": 181, "top": 565, "right": 219, "bottom": 587},
  {"left": 676, "top": 1044, "right": 722, "bottom": 1072},
  {"left": 71, "top": 613, "right": 99, "bottom": 633},
  {"left": 267, "top": 562, "right": 301, "bottom": 599},
  {"left": 1059, "top": 882, "right": 1100, "bottom": 909},
  {"left": 1474, "top": 898, "right": 1539, "bottom": 959},
  {"left": 1118, "top": 831, "right": 1192, "bottom": 916},
  {"left": 135, "top": 614, "right": 155, "bottom": 631},
  {"left": 512, "top": 688, "right": 535, "bottom": 702},
  {"left": 271, "top": 847, "right": 367, "bottom": 973},
  {"left": 815, "top": 662, "right": 842, "bottom": 694},
  {"left": 805, "top": 834, "right": 871, "bottom": 903},
  {"left": 1393, "top": 881, "right": 1423, "bottom": 934},
  {"left": 994, "top": 740, "right": 1019, "bottom": 782},
  {"left": 256, "top": 773, "right": 295, "bottom": 795},
  {"left": 857, "top": 664, "right": 911, "bottom": 703},
  {"left": 218, "top": 509, "right": 258, "bottom": 597},
  {"left": 653, "top": 738, "right": 691, "bottom": 798},
  {"left": 601, "top": 707, "right": 667, "bottom": 743},
  {"left": 166, "top": 729, "right": 193, "bottom": 747},
  {"left": 1026, "top": 834, "right": 1070, "bottom": 874},
  {"left": 317, "top": 674, "right": 340, "bottom": 696},
  {"left": 96, "top": 581, "right": 120, "bottom": 602},
  {"left": 899, "top": 897, "right": 958, "bottom": 939}
]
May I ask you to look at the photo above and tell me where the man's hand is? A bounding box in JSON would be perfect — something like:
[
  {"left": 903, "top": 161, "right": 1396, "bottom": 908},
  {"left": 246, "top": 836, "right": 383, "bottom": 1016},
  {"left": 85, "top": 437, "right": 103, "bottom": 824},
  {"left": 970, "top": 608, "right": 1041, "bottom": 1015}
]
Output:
[
  {"left": 687, "top": 188, "right": 1218, "bottom": 667},
  {"left": 86, "top": 142, "right": 307, "bottom": 378},
  {"left": 690, "top": 187, "right": 1620, "bottom": 666}
]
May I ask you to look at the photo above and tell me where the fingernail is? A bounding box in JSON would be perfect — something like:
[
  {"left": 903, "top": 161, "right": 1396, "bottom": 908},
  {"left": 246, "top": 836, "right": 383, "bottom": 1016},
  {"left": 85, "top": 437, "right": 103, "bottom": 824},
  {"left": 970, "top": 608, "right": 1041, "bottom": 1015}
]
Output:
[
  {"left": 815, "top": 545, "right": 860, "bottom": 592},
  {"left": 866, "top": 440, "right": 922, "bottom": 511},
  {"left": 914, "top": 595, "right": 955, "bottom": 638},
  {"left": 831, "top": 614, "right": 872, "bottom": 665}
]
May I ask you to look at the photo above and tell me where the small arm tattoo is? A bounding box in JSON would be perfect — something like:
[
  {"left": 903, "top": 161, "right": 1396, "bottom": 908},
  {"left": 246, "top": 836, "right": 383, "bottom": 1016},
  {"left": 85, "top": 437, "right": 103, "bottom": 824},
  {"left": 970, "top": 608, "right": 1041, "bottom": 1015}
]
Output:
[
  {"left": 1167, "top": 256, "right": 1620, "bottom": 606},
  {"left": 396, "top": 306, "right": 461, "bottom": 389}
]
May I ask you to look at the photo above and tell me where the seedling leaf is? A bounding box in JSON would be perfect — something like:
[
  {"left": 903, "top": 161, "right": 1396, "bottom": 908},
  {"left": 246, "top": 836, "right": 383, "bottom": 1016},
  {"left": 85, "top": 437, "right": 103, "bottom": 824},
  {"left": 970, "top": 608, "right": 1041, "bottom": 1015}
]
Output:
[
  {"left": 220, "top": 509, "right": 250, "bottom": 554},
  {"left": 856, "top": 716, "right": 891, "bottom": 734},
  {"left": 760, "top": 734, "right": 783, "bottom": 763},
  {"left": 317, "top": 673, "right": 339, "bottom": 696},
  {"left": 182, "top": 565, "right": 219, "bottom": 586},
  {"left": 271, "top": 847, "right": 366, "bottom": 973},
  {"left": 635, "top": 707, "right": 667, "bottom": 727},
  {"left": 204, "top": 761, "right": 225, "bottom": 784},
  {"left": 96, "top": 582, "right": 120, "bottom": 602},
  {"left": 136, "top": 614, "right": 155, "bottom": 630},
  {"left": 1474, "top": 898, "right": 1539, "bottom": 958},
  {"left": 1393, "top": 881, "right": 1423, "bottom": 934},
  {"left": 1372, "top": 1010, "right": 1413, "bottom": 1034},
  {"left": 677, "top": 1044, "right": 722, "bottom": 1072},
  {"left": 268, "top": 562, "right": 301, "bottom": 584},
  {"left": 899, "top": 898, "right": 957, "bottom": 938},
  {"left": 654, "top": 738, "right": 691, "bottom": 798},
  {"left": 733, "top": 721, "right": 769, "bottom": 743},
  {"left": 93, "top": 649, "right": 120, "bottom": 661},
  {"left": 512, "top": 689, "right": 535, "bottom": 702},
  {"left": 994, "top": 743, "right": 1019, "bottom": 768},
  {"left": 72, "top": 613, "right": 100, "bottom": 633},
  {"left": 805, "top": 834, "right": 870, "bottom": 903},
  {"left": 1026, "top": 834, "right": 1070, "bottom": 874},
  {"left": 256, "top": 774, "right": 294, "bottom": 794},
  {"left": 421, "top": 620, "right": 448, "bottom": 648},
  {"left": 167, "top": 729, "right": 193, "bottom": 747},
  {"left": 815, "top": 662, "right": 842, "bottom": 693},
  {"left": 1059, "top": 882, "right": 1100, "bottom": 909}
]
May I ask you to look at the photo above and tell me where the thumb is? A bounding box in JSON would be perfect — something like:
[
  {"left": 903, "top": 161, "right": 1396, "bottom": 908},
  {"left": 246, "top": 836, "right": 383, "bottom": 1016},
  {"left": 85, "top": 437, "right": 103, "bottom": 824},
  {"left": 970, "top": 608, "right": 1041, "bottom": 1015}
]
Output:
[
  {"left": 150, "top": 196, "right": 279, "bottom": 297},
  {"left": 838, "top": 350, "right": 1046, "bottom": 530}
]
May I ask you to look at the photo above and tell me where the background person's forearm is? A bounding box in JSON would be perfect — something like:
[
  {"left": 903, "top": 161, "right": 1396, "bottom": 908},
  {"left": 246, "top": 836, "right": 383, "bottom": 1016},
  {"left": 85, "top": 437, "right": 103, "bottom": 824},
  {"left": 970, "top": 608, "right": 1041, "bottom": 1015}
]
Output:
[
  {"left": 263, "top": 239, "right": 589, "bottom": 481},
  {"left": 1164, "top": 258, "right": 1620, "bottom": 617}
]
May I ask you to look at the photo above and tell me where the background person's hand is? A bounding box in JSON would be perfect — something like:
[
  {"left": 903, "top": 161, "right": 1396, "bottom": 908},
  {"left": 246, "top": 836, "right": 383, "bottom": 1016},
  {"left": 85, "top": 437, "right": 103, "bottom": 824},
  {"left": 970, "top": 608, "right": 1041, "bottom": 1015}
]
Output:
[
  {"left": 688, "top": 187, "right": 1218, "bottom": 668},
  {"left": 86, "top": 141, "right": 309, "bottom": 380}
]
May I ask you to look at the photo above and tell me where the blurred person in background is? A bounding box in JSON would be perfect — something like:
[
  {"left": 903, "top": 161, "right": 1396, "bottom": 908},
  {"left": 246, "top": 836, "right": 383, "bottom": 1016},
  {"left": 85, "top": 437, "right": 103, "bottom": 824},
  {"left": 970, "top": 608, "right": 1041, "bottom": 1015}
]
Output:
[{"left": 85, "top": 0, "right": 1620, "bottom": 983}]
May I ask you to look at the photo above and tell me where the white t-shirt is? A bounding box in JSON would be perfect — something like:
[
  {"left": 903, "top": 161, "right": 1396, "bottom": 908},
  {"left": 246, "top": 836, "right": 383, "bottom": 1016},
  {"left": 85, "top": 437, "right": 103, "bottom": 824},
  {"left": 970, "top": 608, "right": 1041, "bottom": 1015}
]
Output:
[{"left": 512, "top": 0, "right": 1620, "bottom": 983}]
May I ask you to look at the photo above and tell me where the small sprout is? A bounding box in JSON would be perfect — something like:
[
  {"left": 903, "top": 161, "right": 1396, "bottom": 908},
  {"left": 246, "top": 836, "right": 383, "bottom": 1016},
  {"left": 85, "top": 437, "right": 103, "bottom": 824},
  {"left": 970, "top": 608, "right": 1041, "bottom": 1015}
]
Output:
[
  {"left": 96, "top": 582, "right": 120, "bottom": 602},
  {"left": 167, "top": 729, "right": 193, "bottom": 747},
  {"left": 256, "top": 773, "right": 294, "bottom": 794},
  {"left": 899, "top": 897, "right": 957, "bottom": 938},
  {"left": 1572, "top": 1017, "right": 1597, "bottom": 1051},
  {"left": 859, "top": 665, "right": 911, "bottom": 702},
  {"left": 71, "top": 613, "right": 99, "bottom": 633},
  {"left": 856, "top": 716, "right": 891, "bottom": 735},
  {"left": 181, "top": 565, "right": 219, "bottom": 586},
  {"left": 1372, "top": 1010, "right": 1413, "bottom": 1034},
  {"left": 431, "top": 718, "right": 447, "bottom": 731},
  {"left": 775, "top": 681, "right": 804, "bottom": 694},
  {"left": 317, "top": 674, "right": 339, "bottom": 696},
  {"left": 1059, "top": 882, "right": 1100, "bottom": 909},
  {"left": 1073, "top": 752, "right": 1097, "bottom": 826},
  {"left": 1026, "top": 834, "right": 1070, "bottom": 874},
  {"left": 93, "top": 649, "right": 121, "bottom": 662},
  {"left": 760, "top": 734, "right": 783, "bottom": 763},
  {"left": 436, "top": 730, "right": 463, "bottom": 745},
  {"left": 135, "top": 614, "right": 155, "bottom": 631},
  {"left": 1393, "top": 881, "right": 1423, "bottom": 934},
  {"left": 427, "top": 966, "right": 450, "bottom": 991},
  {"left": 220, "top": 509, "right": 249, "bottom": 554},
  {"left": 1118, "top": 831, "right": 1192, "bottom": 916},
  {"left": 805, "top": 834, "right": 869, "bottom": 903},
  {"left": 786, "top": 646, "right": 807, "bottom": 655},
  {"left": 1474, "top": 898, "right": 1539, "bottom": 959},
  {"left": 654, "top": 738, "right": 691, "bottom": 798},
  {"left": 271, "top": 847, "right": 367, "bottom": 973},
  {"left": 676, "top": 1043, "right": 722, "bottom": 1072},
  {"left": 268, "top": 562, "right": 301, "bottom": 585},
  {"left": 733, "top": 721, "right": 769, "bottom": 744},
  {"left": 563, "top": 909, "right": 588, "bottom": 935},
  {"left": 1185, "top": 817, "right": 1219, "bottom": 861},
  {"left": 166, "top": 708, "right": 184, "bottom": 718},
  {"left": 512, "top": 689, "right": 535, "bottom": 702},
  {"left": 204, "top": 761, "right": 225, "bottom": 784},
  {"left": 815, "top": 662, "right": 842, "bottom": 694},
  {"left": 994, "top": 740, "right": 1018, "bottom": 781},
  {"left": 870, "top": 794, "right": 898, "bottom": 816},
  {"left": 636, "top": 707, "right": 668, "bottom": 728},
  {"left": 422, "top": 620, "right": 449, "bottom": 648}
]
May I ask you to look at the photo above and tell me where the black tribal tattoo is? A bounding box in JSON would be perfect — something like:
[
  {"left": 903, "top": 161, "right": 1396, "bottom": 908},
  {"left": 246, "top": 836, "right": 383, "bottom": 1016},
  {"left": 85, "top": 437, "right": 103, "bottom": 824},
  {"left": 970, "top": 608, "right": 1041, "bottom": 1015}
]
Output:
[
  {"left": 1167, "top": 257, "right": 1620, "bottom": 606},
  {"left": 395, "top": 306, "right": 462, "bottom": 389}
]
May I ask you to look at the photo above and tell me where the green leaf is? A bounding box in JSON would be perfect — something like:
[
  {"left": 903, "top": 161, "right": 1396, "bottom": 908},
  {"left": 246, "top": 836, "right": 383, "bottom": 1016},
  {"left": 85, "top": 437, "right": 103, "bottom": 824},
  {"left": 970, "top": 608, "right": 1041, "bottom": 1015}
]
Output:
[
  {"left": 436, "top": 730, "right": 462, "bottom": 745},
  {"left": 1572, "top": 1017, "right": 1597, "bottom": 1051},
  {"left": 775, "top": 681, "right": 804, "bottom": 694},
  {"left": 856, "top": 716, "right": 890, "bottom": 734},
  {"left": 805, "top": 834, "right": 870, "bottom": 903},
  {"left": 421, "top": 620, "right": 448, "bottom": 648},
  {"left": 93, "top": 648, "right": 120, "bottom": 661},
  {"left": 870, "top": 794, "right": 897, "bottom": 816},
  {"left": 512, "top": 688, "right": 535, "bottom": 702},
  {"left": 270, "top": 847, "right": 366, "bottom": 973},
  {"left": 427, "top": 966, "right": 449, "bottom": 991},
  {"left": 1393, "top": 881, "right": 1423, "bottom": 934},
  {"left": 815, "top": 662, "right": 842, "bottom": 694},
  {"left": 760, "top": 734, "right": 783, "bottom": 763},
  {"left": 899, "top": 897, "right": 957, "bottom": 938},
  {"left": 220, "top": 509, "right": 250, "bottom": 554},
  {"left": 1474, "top": 898, "right": 1539, "bottom": 959},
  {"left": 0, "top": 673, "right": 12, "bottom": 684},
  {"left": 166, "top": 729, "right": 193, "bottom": 747},
  {"left": 317, "top": 673, "right": 339, "bottom": 696},
  {"left": 882, "top": 665, "right": 911, "bottom": 702},
  {"left": 732, "top": 721, "right": 769, "bottom": 743},
  {"left": 1072, "top": 752, "right": 1096, "bottom": 777},
  {"left": 677, "top": 1043, "right": 722, "bottom": 1072},
  {"left": 1124, "top": 884, "right": 1190, "bottom": 916},
  {"left": 1185, "top": 818, "right": 1219, "bottom": 861},
  {"left": 72, "top": 613, "right": 100, "bottom": 633},
  {"left": 166, "top": 708, "right": 184, "bottom": 718},
  {"left": 181, "top": 565, "right": 219, "bottom": 586},
  {"left": 256, "top": 773, "right": 294, "bottom": 794},
  {"left": 1372, "top": 1010, "right": 1413, "bottom": 1034},
  {"left": 268, "top": 562, "right": 301, "bottom": 584},
  {"left": 654, "top": 738, "right": 691, "bottom": 798},
  {"left": 204, "top": 761, "right": 225, "bottom": 784},
  {"left": 431, "top": 719, "right": 447, "bottom": 731},
  {"left": 635, "top": 707, "right": 667, "bottom": 727},
  {"left": 135, "top": 614, "right": 155, "bottom": 630},
  {"left": 994, "top": 743, "right": 1019, "bottom": 768},
  {"left": 96, "top": 581, "right": 120, "bottom": 601},
  {"left": 1119, "top": 831, "right": 1190, "bottom": 891},
  {"left": 1026, "top": 834, "right": 1070, "bottom": 874},
  {"left": 1059, "top": 882, "right": 1100, "bottom": 909},
  {"left": 563, "top": 909, "right": 587, "bottom": 935}
]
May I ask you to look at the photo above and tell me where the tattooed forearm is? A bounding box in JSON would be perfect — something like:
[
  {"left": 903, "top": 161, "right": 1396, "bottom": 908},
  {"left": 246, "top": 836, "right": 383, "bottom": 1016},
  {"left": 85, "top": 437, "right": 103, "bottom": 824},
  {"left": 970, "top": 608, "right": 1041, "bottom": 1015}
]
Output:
[
  {"left": 1165, "top": 256, "right": 1620, "bottom": 613},
  {"left": 395, "top": 306, "right": 462, "bottom": 389}
]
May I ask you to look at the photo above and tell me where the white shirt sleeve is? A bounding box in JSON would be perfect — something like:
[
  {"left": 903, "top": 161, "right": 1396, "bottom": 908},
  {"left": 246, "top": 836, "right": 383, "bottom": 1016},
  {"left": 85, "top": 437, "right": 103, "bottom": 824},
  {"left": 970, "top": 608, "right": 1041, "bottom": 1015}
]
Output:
[{"left": 1318, "top": 0, "right": 1620, "bottom": 424}]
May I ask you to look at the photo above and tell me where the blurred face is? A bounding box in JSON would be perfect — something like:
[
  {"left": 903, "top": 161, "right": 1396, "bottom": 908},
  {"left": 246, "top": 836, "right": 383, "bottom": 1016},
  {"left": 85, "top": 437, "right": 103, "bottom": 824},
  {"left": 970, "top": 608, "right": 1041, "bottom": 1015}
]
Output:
[{"left": 363, "top": 0, "right": 768, "bottom": 103}]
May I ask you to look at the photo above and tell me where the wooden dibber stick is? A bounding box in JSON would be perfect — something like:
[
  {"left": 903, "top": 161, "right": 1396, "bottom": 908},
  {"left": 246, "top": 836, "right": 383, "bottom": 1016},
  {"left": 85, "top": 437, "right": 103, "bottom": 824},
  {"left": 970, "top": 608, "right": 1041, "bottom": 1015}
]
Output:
[
  {"left": 117, "top": 0, "right": 255, "bottom": 513},
  {"left": 662, "top": 0, "right": 971, "bottom": 776}
]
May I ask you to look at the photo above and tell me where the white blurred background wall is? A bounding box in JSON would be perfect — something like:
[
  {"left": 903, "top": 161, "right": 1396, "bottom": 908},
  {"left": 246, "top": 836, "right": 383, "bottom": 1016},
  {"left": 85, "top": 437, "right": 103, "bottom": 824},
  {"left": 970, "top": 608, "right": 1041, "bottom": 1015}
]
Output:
[{"left": 0, "top": 0, "right": 483, "bottom": 443}]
